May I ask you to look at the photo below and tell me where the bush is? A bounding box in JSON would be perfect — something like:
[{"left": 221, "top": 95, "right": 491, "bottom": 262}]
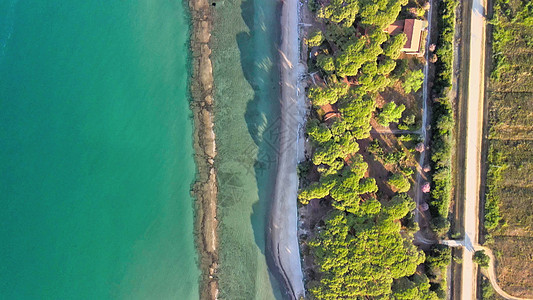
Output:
[
  {"left": 484, "top": 145, "right": 504, "bottom": 231},
  {"left": 368, "top": 140, "right": 382, "bottom": 154},
  {"left": 401, "top": 166, "right": 414, "bottom": 176},
  {"left": 402, "top": 114, "right": 416, "bottom": 126},
  {"left": 473, "top": 250, "right": 490, "bottom": 268}
]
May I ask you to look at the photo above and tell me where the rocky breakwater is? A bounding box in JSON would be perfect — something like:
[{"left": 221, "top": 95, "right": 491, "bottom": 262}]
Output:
[{"left": 188, "top": 0, "right": 218, "bottom": 299}]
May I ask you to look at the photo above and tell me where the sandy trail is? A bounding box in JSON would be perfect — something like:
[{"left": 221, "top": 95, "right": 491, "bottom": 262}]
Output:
[
  {"left": 474, "top": 246, "right": 533, "bottom": 300},
  {"left": 268, "top": 0, "right": 306, "bottom": 298},
  {"left": 461, "top": 0, "right": 486, "bottom": 297}
]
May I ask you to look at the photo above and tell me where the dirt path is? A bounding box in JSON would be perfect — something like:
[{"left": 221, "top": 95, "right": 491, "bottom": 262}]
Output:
[
  {"left": 370, "top": 128, "right": 421, "bottom": 135},
  {"left": 473, "top": 246, "right": 533, "bottom": 300},
  {"left": 432, "top": 238, "right": 533, "bottom": 300},
  {"left": 268, "top": 0, "right": 306, "bottom": 298},
  {"left": 461, "top": 0, "right": 487, "bottom": 296},
  {"left": 414, "top": 0, "right": 434, "bottom": 229}
]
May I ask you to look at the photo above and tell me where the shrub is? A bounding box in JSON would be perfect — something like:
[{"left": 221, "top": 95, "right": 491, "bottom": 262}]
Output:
[{"left": 473, "top": 250, "right": 490, "bottom": 268}]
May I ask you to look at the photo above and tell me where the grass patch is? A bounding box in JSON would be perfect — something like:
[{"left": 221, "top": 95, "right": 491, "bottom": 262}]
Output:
[{"left": 483, "top": 0, "right": 533, "bottom": 297}]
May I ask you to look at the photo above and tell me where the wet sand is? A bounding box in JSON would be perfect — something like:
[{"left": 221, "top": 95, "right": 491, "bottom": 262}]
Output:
[{"left": 188, "top": 0, "right": 218, "bottom": 299}]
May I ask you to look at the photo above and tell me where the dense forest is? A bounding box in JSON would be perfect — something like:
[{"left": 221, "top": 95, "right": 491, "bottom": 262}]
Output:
[{"left": 299, "top": 0, "right": 451, "bottom": 298}]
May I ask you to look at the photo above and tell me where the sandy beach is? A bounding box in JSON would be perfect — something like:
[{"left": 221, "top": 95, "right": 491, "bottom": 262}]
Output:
[
  {"left": 188, "top": 0, "right": 219, "bottom": 299},
  {"left": 268, "top": 0, "right": 306, "bottom": 298},
  {"left": 189, "top": 0, "right": 306, "bottom": 297}
]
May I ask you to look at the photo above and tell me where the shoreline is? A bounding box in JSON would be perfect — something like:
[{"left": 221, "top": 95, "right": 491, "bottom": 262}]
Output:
[
  {"left": 187, "top": 0, "right": 219, "bottom": 299},
  {"left": 268, "top": 0, "right": 306, "bottom": 297}
]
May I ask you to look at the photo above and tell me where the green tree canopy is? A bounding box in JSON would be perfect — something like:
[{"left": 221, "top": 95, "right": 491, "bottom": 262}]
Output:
[
  {"left": 317, "top": 0, "right": 359, "bottom": 27},
  {"left": 312, "top": 132, "right": 359, "bottom": 166},
  {"left": 334, "top": 30, "right": 386, "bottom": 77},
  {"left": 377, "top": 58, "right": 398, "bottom": 75},
  {"left": 298, "top": 179, "right": 337, "bottom": 204},
  {"left": 392, "top": 274, "right": 439, "bottom": 300},
  {"left": 388, "top": 173, "right": 411, "bottom": 193},
  {"left": 329, "top": 163, "right": 377, "bottom": 213},
  {"left": 306, "top": 119, "right": 333, "bottom": 144},
  {"left": 473, "top": 250, "right": 490, "bottom": 268},
  {"left": 378, "top": 101, "right": 406, "bottom": 126},
  {"left": 324, "top": 23, "right": 356, "bottom": 51},
  {"left": 308, "top": 82, "right": 349, "bottom": 106},
  {"left": 403, "top": 69, "right": 425, "bottom": 93},
  {"left": 338, "top": 94, "right": 375, "bottom": 138},
  {"left": 359, "top": 198, "right": 382, "bottom": 214},
  {"left": 426, "top": 244, "right": 452, "bottom": 270},
  {"left": 385, "top": 193, "right": 415, "bottom": 219},
  {"left": 307, "top": 30, "right": 325, "bottom": 47},
  {"left": 308, "top": 207, "right": 425, "bottom": 299},
  {"left": 383, "top": 33, "right": 408, "bottom": 59},
  {"left": 316, "top": 54, "right": 335, "bottom": 73}
]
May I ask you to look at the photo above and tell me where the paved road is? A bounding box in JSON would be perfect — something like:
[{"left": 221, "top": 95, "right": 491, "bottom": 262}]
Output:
[{"left": 461, "top": 0, "right": 487, "bottom": 296}]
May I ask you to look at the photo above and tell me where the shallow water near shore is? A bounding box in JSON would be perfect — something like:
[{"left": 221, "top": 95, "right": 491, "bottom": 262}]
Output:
[
  {"left": 0, "top": 1, "right": 199, "bottom": 298},
  {"left": 211, "top": 0, "right": 283, "bottom": 298}
]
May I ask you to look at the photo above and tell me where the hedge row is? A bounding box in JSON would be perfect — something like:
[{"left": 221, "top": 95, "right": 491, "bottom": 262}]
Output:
[{"left": 428, "top": 0, "right": 457, "bottom": 235}]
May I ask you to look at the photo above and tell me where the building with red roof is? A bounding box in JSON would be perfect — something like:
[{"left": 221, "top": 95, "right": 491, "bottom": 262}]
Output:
[{"left": 386, "top": 19, "right": 428, "bottom": 56}]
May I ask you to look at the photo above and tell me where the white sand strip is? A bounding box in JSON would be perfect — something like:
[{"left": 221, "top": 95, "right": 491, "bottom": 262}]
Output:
[{"left": 268, "top": 0, "right": 306, "bottom": 298}]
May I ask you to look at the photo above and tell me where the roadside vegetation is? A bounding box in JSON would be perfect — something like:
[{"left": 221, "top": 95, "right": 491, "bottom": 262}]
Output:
[
  {"left": 298, "top": 0, "right": 451, "bottom": 298},
  {"left": 473, "top": 250, "right": 490, "bottom": 268},
  {"left": 482, "top": 0, "right": 533, "bottom": 296},
  {"left": 480, "top": 276, "right": 501, "bottom": 300},
  {"left": 427, "top": 0, "right": 457, "bottom": 236}
]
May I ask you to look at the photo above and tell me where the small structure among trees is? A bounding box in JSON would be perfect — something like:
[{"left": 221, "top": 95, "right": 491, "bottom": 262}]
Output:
[{"left": 386, "top": 19, "right": 428, "bottom": 56}]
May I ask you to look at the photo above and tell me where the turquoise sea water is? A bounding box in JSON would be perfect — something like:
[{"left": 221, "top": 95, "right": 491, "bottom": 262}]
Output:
[
  {"left": 211, "top": 0, "right": 283, "bottom": 298},
  {"left": 0, "top": 1, "right": 199, "bottom": 299}
]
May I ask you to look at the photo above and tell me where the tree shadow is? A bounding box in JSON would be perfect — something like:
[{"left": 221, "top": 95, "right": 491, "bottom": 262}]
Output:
[{"left": 236, "top": 0, "right": 285, "bottom": 298}]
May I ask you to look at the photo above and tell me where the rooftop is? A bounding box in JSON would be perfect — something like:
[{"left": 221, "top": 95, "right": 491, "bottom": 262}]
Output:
[{"left": 386, "top": 19, "right": 428, "bottom": 55}]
